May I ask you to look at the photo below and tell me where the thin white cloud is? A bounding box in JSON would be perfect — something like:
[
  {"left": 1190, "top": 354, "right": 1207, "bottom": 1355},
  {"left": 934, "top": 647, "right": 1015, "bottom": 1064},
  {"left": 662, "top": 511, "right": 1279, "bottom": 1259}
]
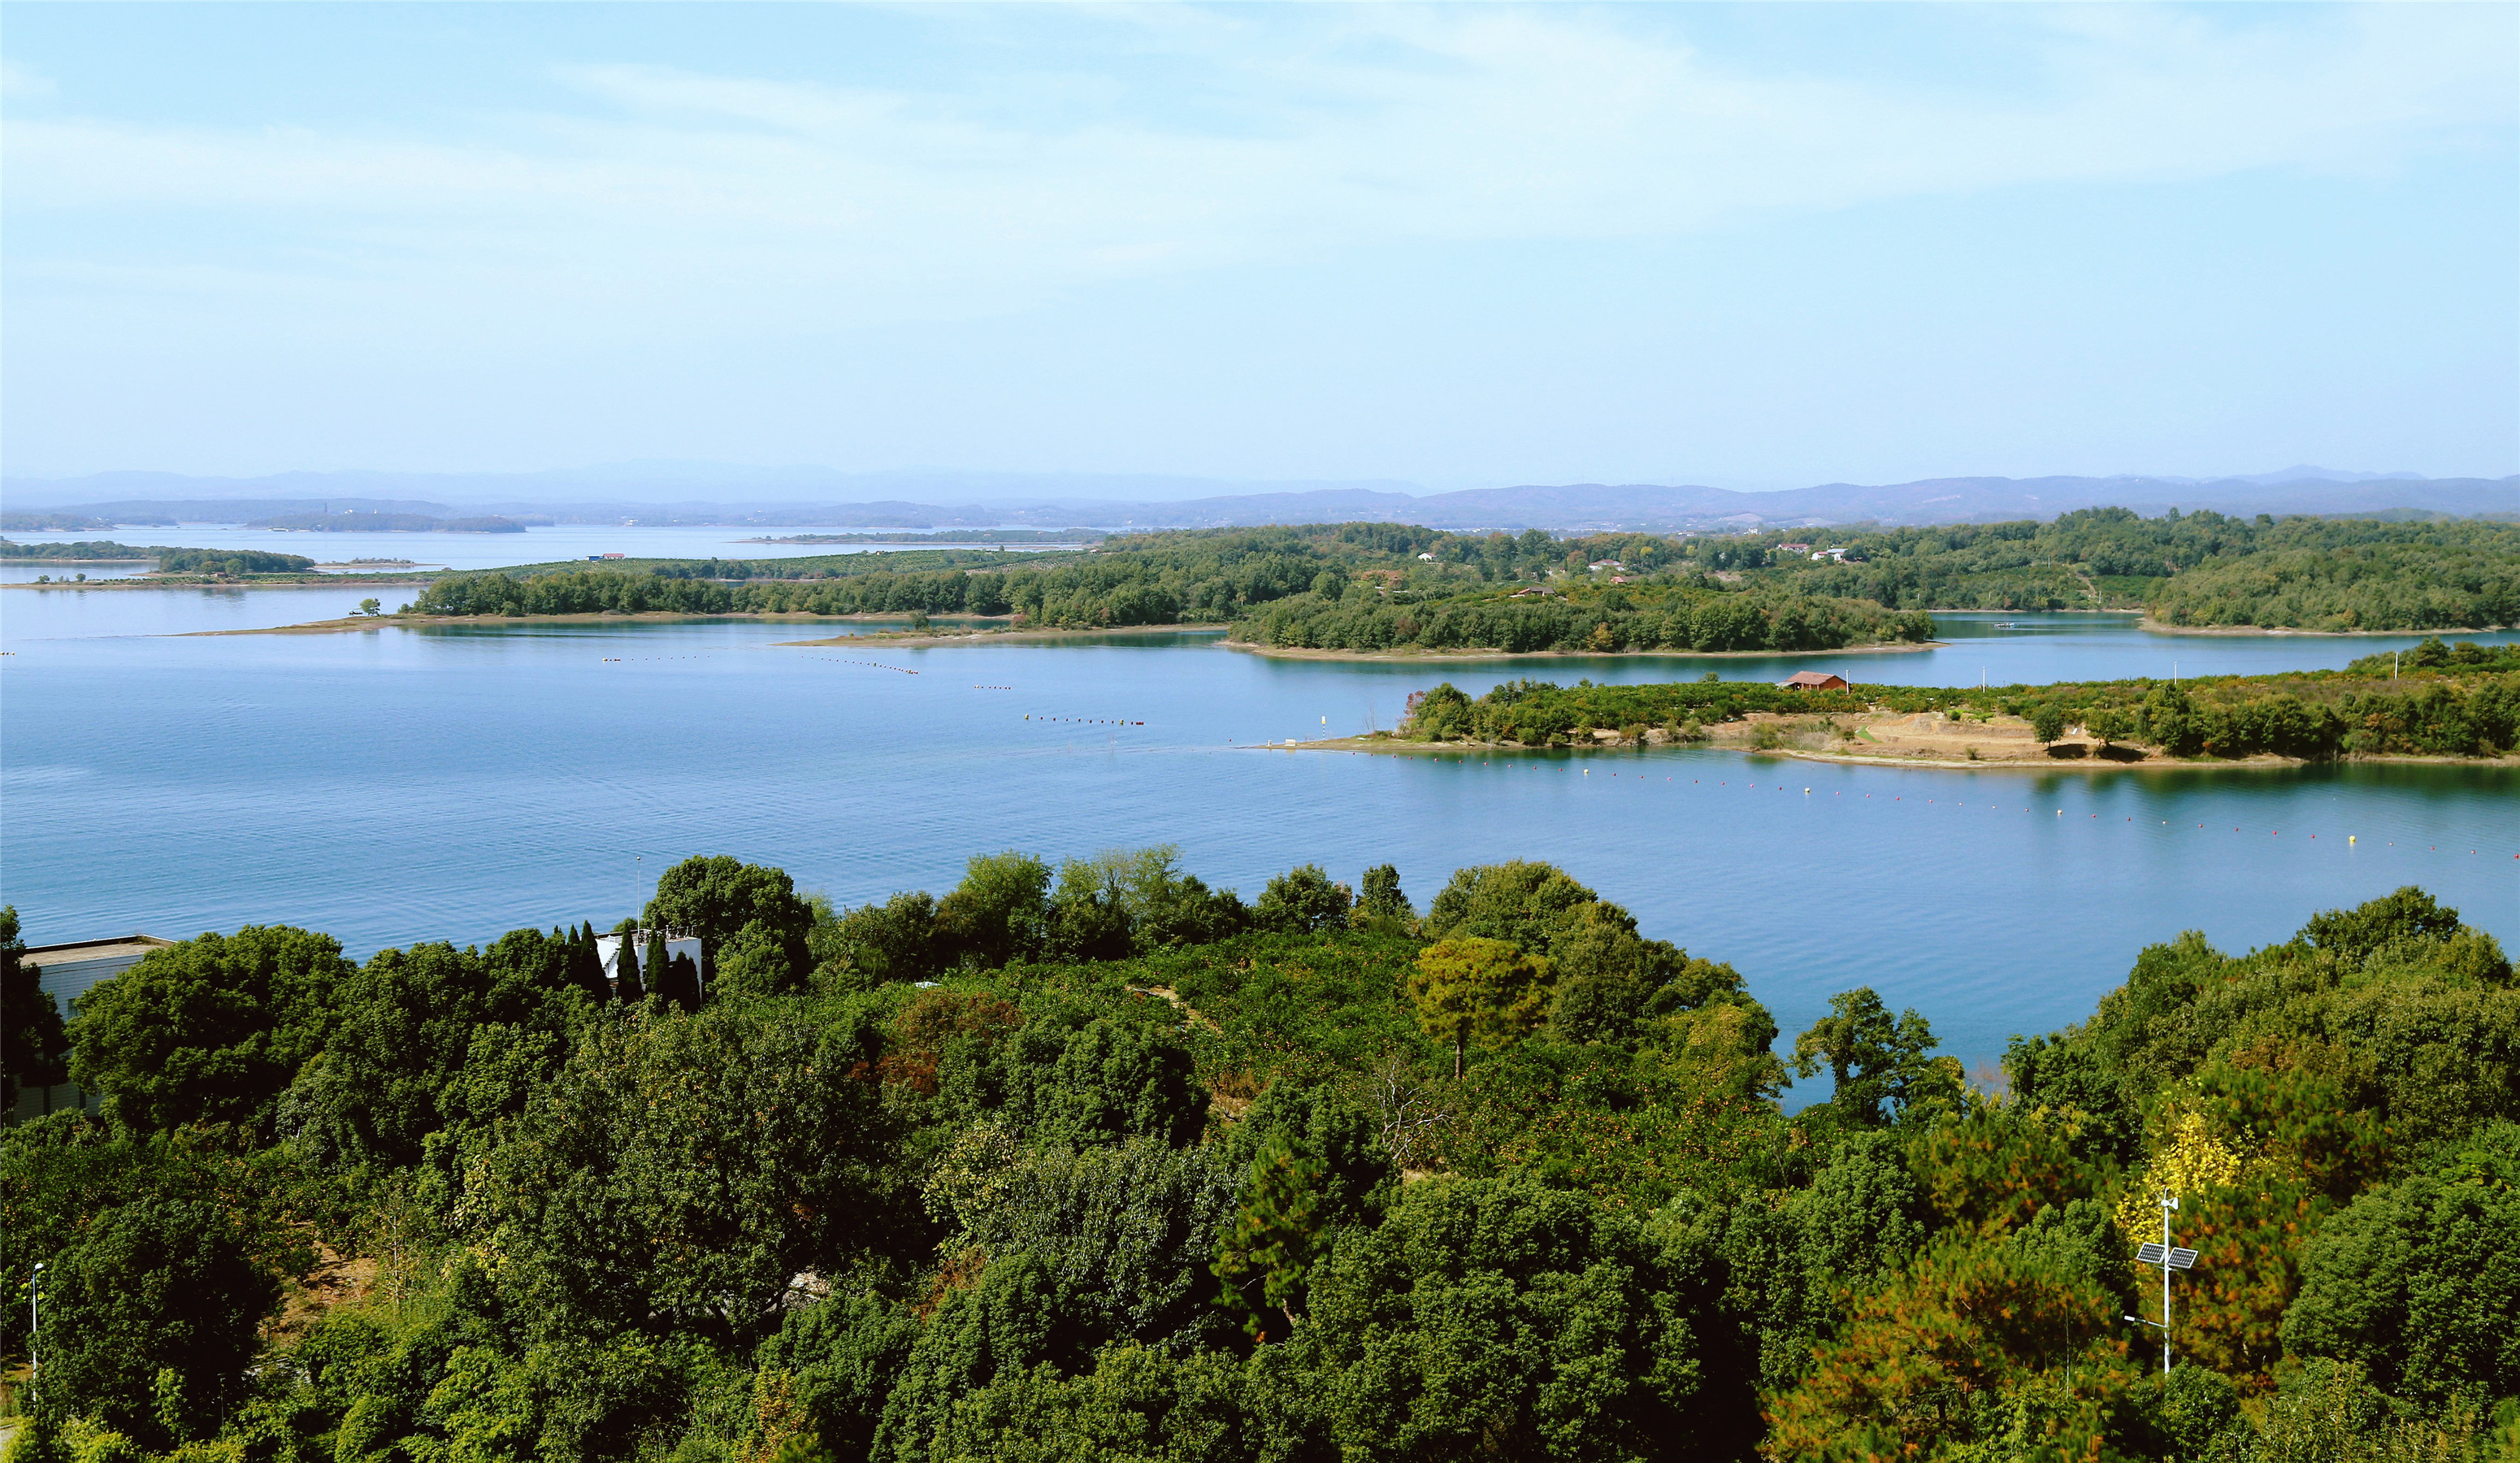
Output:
[
  {"left": 0, "top": 59, "right": 56, "bottom": 101},
  {"left": 3, "top": 5, "right": 2511, "bottom": 345}
]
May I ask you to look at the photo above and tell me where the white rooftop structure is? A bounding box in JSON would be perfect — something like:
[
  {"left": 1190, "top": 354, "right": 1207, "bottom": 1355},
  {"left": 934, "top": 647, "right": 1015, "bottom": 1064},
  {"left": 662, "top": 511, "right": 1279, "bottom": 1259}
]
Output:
[{"left": 24, "top": 934, "right": 176, "bottom": 1009}]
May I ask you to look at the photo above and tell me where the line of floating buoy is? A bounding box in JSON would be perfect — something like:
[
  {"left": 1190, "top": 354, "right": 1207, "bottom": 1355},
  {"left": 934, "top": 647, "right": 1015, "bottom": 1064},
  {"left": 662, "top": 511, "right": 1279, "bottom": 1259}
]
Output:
[
  {"left": 815, "top": 657, "right": 917, "bottom": 674},
  {"left": 1026, "top": 714, "right": 1145, "bottom": 725},
  {"left": 1379, "top": 758, "right": 2504, "bottom": 854}
]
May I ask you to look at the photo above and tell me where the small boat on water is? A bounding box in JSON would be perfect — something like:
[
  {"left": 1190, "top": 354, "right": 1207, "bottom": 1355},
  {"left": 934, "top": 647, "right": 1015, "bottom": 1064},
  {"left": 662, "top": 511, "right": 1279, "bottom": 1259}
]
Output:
[{"left": 1992, "top": 621, "right": 2018, "bottom": 628}]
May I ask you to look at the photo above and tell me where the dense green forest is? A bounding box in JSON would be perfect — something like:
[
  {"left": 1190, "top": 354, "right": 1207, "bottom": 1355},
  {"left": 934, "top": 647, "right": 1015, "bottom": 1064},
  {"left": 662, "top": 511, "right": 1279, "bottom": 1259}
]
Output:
[
  {"left": 405, "top": 527, "right": 1930, "bottom": 653},
  {"left": 399, "top": 514, "right": 2514, "bottom": 641},
  {"left": 1726, "top": 513, "right": 2520, "bottom": 629},
  {"left": 1227, "top": 585, "right": 1935, "bottom": 655},
  {"left": 4, "top": 855, "right": 2517, "bottom": 1463},
  {"left": 1394, "top": 640, "right": 2520, "bottom": 760}
]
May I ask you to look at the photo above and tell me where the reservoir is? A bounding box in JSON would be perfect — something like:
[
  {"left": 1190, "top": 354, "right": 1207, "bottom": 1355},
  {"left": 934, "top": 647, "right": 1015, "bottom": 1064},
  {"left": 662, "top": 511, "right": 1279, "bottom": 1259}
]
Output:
[{"left": 3, "top": 588, "right": 2512, "bottom": 1093}]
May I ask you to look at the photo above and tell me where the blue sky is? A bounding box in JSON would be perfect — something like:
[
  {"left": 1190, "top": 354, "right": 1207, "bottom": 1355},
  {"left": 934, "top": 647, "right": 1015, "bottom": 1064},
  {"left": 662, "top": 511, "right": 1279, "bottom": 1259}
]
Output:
[{"left": 3, "top": 2, "right": 2513, "bottom": 489}]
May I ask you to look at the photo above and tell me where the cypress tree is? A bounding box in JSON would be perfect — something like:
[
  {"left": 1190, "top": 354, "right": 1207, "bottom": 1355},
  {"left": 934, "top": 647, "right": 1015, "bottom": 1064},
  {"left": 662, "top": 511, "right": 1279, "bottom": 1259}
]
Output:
[
  {"left": 572, "top": 923, "right": 609, "bottom": 1003},
  {"left": 644, "top": 931, "right": 670, "bottom": 1000},
  {"left": 614, "top": 932, "right": 644, "bottom": 1004},
  {"left": 659, "top": 951, "right": 703, "bottom": 1012}
]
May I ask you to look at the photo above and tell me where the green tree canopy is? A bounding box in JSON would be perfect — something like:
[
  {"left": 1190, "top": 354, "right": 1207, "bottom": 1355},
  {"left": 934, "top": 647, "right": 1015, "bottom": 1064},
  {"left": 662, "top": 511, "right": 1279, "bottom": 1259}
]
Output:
[
  {"left": 1410, "top": 937, "right": 1555, "bottom": 1079},
  {"left": 1789, "top": 987, "right": 1962, "bottom": 1128},
  {"left": 1253, "top": 864, "right": 1351, "bottom": 935},
  {"left": 68, "top": 926, "right": 354, "bottom": 1134},
  {"left": 1, "top": 907, "right": 68, "bottom": 1111},
  {"left": 2282, "top": 1121, "right": 2520, "bottom": 1405},
  {"left": 37, "top": 1195, "right": 285, "bottom": 1450},
  {"left": 935, "top": 851, "right": 1052, "bottom": 968},
  {"left": 286, "top": 931, "right": 577, "bottom": 1170},
  {"left": 479, "top": 1005, "right": 896, "bottom": 1345},
  {"left": 644, "top": 855, "right": 817, "bottom": 989}
]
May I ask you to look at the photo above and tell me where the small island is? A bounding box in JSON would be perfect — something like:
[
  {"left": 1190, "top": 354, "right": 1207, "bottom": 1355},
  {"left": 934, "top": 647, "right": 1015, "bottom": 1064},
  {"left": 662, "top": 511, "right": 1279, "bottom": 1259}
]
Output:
[{"left": 1285, "top": 638, "right": 2520, "bottom": 769}]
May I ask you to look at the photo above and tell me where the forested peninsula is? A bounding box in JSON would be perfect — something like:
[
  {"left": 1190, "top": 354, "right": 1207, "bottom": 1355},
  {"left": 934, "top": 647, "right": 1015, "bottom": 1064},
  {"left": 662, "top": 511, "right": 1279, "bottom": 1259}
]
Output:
[
  {"left": 1367, "top": 638, "right": 2520, "bottom": 765},
  {"left": 371, "top": 514, "right": 2518, "bottom": 649},
  {"left": 5, "top": 856, "right": 2517, "bottom": 1462},
  {"left": 0, "top": 541, "right": 388, "bottom": 582}
]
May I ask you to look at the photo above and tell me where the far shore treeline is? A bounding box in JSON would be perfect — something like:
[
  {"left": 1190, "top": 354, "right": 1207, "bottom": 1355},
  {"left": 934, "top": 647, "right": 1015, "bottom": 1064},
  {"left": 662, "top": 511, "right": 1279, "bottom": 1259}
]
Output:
[
  {"left": 389, "top": 513, "right": 2519, "bottom": 645},
  {"left": 3, "top": 850, "right": 2517, "bottom": 1461},
  {"left": 1395, "top": 638, "right": 2520, "bottom": 761}
]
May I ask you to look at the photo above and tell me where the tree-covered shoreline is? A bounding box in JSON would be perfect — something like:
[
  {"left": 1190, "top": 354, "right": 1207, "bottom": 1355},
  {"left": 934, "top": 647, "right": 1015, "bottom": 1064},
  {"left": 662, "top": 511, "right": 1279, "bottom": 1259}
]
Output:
[
  {"left": 1386, "top": 639, "right": 2520, "bottom": 762},
  {"left": 387, "top": 514, "right": 2518, "bottom": 644},
  {"left": 4, "top": 852, "right": 2517, "bottom": 1462}
]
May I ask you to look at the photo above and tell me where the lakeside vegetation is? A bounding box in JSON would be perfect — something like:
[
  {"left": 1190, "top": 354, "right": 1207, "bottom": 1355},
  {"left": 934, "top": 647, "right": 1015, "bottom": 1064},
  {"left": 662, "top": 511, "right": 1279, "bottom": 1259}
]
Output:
[
  {"left": 1713, "top": 513, "right": 2520, "bottom": 629},
  {"left": 1393, "top": 639, "right": 2520, "bottom": 761},
  {"left": 0, "top": 540, "right": 160, "bottom": 562},
  {"left": 391, "top": 514, "right": 2514, "bottom": 646},
  {"left": 4, "top": 860, "right": 2516, "bottom": 1463}
]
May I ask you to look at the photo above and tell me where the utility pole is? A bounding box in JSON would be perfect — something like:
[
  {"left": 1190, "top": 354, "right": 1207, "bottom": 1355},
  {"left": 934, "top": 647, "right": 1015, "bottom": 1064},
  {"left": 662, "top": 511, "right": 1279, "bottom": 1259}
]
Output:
[
  {"left": 2127, "top": 1195, "right": 2198, "bottom": 1374},
  {"left": 28, "top": 1261, "right": 41, "bottom": 1409}
]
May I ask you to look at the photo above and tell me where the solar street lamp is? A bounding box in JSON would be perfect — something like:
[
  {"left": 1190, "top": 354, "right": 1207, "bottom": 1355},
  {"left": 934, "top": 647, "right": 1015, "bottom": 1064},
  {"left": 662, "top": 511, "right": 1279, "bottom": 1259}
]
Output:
[{"left": 2127, "top": 1195, "right": 2199, "bottom": 1374}]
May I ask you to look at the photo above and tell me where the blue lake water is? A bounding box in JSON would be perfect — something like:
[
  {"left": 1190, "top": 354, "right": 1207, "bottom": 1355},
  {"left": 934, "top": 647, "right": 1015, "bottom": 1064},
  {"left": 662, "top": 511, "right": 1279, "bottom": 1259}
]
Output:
[
  {"left": 2, "top": 595, "right": 2512, "bottom": 1101},
  {"left": 0, "top": 523, "right": 1083, "bottom": 580}
]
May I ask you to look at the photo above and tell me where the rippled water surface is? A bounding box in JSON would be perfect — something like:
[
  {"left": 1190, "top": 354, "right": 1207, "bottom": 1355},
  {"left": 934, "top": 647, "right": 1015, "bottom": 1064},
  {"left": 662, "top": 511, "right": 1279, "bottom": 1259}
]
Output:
[{"left": 3, "top": 595, "right": 2512, "bottom": 1093}]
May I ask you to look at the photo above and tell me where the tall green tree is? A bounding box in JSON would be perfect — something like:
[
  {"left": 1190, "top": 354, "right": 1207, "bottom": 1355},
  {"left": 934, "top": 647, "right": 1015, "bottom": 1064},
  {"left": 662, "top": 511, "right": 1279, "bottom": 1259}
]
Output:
[
  {"left": 1409, "top": 937, "right": 1555, "bottom": 1079},
  {"left": 570, "top": 922, "right": 611, "bottom": 1004},
  {"left": 1253, "top": 865, "right": 1351, "bottom": 935},
  {"left": 657, "top": 952, "right": 704, "bottom": 1012},
  {"left": 37, "top": 1196, "right": 285, "bottom": 1450},
  {"left": 644, "top": 855, "right": 817, "bottom": 988},
  {"left": 934, "top": 852, "right": 1052, "bottom": 968},
  {"left": 1790, "top": 987, "right": 1961, "bottom": 1128},
  {"left": 1, "top": 907, "right": 68, "bottom": 1112},
  {"left": 1356, "top": 864, "right": 1412, "bottom": 922},
  {"left": 613, "top": 934, "right": 644, "bottom": 1004},
  {"left": 68, "top": 927, "right": 353, "bottom": 1134},
  {"left": 479, "top": 1004, "right": 895, "bottom": 1345},
  {"left": 2282, "top": 1121, "right": 2520, "bottom": 1405}
]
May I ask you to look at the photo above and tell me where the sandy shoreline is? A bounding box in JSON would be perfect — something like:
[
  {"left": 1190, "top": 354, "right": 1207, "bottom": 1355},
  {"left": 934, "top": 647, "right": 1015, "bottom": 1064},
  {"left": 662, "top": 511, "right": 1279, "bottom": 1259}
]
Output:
[
  {"left": 1262, "top": 709, "right": 2518, "bottom": 775},
  {"left": 1265, "top": 733, "right": 2513, "bottom": 775},
  {"left": 778, "top": 623, "right": 1227, "bottom": 649},
  {"left": 8, "top": 576, "right": 432, "bottom": 592},
  {"left": 191, "top": 611, "right": 1234, "bottom": 641},
  {"left": 1217, "top": 637, "right": 1943, "bottom": 663}
]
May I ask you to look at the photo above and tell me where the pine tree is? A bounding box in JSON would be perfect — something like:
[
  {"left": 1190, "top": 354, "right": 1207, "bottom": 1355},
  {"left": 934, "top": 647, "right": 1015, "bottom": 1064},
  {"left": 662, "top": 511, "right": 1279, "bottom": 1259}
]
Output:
[
  {"left": 572, "top": 922, "right": 609, "bottom": 1003},
  {"left": 614, "top": 931, "right": 644, "bottom": 1003},
  {"left": 658, "top": 951, "right": 703, "bottom": 1012},
  {"left": 1408, "top": 937, "right": 1554, "bottom": 1079}
]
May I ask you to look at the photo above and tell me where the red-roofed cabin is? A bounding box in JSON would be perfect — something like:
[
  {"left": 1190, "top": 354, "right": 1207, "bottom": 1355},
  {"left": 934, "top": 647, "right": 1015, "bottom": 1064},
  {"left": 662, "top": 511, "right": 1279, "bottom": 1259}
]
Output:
[{"left": 1778, "top": 671, "right": 1849, "bottom": 691}]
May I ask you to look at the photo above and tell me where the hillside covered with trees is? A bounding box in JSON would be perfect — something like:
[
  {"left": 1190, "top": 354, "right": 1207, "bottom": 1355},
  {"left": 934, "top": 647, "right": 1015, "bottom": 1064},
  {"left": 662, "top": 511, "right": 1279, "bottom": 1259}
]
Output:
[{"left": 4, "top": 857, "right": 2516, "bottom": 1462}]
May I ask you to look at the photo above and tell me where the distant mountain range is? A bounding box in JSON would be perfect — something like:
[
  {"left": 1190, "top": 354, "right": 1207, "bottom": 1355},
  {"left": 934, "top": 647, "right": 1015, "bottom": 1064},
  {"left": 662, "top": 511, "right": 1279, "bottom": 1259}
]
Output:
[{"left": 3, "top": 466, "right": 2510, "bottom": 533}]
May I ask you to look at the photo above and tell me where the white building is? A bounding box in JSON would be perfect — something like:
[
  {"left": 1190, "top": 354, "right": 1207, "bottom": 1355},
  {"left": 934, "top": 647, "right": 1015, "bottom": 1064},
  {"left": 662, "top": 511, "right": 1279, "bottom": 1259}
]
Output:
[
  {"left": 13, "top": 934, "right": 175, "bottom": 1120},
  {"left": 596, "top": 930, "right": 703, "bottom": 987}
]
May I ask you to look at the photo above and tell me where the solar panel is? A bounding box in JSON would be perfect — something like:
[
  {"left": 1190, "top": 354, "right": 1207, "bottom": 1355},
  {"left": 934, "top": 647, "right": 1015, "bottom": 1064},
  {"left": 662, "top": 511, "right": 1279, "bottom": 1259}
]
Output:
[
  {"left": 2136, "top": 1243, "right": 2167, "bottom": 1264},
  {"left": 2167, "top": 1248, "right": 2198, "bottom": 1270}
]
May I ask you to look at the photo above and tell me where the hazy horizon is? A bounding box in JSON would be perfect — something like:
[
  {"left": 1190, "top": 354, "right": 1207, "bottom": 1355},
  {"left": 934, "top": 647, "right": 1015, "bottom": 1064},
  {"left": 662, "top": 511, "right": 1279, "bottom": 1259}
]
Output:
[{"left": 5, "top": 459, "right": 2503, "bottom": 512}]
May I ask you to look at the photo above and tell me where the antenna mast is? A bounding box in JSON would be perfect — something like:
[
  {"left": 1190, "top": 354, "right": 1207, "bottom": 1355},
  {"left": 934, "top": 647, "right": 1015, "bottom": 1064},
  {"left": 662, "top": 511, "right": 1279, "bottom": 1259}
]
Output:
[{"left": 2127, "top": 1193, "right": 2199, "bottom": 1374}]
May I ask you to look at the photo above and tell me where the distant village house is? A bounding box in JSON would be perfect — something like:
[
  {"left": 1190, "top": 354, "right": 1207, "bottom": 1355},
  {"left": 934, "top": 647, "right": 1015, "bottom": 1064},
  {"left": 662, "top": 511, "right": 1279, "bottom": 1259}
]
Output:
[{"left": 1778, "top": 671, "right": 1849, "bottom": 691}]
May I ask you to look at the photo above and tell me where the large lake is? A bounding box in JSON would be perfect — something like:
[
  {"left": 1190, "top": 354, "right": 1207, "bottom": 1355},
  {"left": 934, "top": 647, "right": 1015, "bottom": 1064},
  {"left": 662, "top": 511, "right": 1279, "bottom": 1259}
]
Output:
[{"left": 3, "top": 576, "right": 2512, "bottom": 1099}]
